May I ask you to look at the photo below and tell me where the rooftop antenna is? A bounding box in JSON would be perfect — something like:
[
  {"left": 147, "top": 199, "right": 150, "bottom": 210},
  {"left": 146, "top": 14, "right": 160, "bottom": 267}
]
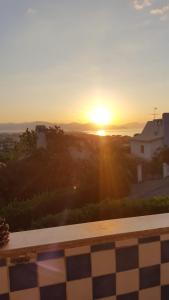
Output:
[{"left": 152, "top": 107, "right": 159, "bottom": 120}]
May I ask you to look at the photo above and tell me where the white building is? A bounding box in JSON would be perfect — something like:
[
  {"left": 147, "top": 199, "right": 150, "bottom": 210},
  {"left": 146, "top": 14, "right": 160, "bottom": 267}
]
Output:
[
  {"left": 131, "top": 113, "right": 169, "bottom": 161},
  {"left": 36, "top": 125, "right": 47, "bottom": 149}
]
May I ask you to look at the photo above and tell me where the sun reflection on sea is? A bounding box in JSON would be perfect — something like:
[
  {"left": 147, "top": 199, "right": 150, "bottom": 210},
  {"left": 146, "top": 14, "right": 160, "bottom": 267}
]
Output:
[{"left": 97, "top": 130, "right": 106, "bottom": 136}]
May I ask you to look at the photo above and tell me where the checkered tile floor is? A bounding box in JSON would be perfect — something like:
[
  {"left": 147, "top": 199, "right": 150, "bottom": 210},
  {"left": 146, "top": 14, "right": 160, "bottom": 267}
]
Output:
[{"left": 0, "top": 235, "right": 169, "bottom": 299}]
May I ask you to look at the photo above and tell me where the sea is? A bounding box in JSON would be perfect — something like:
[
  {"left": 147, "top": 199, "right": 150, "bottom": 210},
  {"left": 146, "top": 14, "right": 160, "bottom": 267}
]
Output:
[
  {"left": 84, "top": 128, "right": 142, "bottom": 137},
  {"left": 0, "top": 128, "right": 142, "bottom": 137}
]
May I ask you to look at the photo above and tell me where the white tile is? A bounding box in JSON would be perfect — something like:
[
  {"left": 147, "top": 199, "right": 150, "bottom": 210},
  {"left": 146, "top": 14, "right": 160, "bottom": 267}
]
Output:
[
  {"left": 161, "top": 233, "right": 169, "bottom": 241},
  {"left": 10, "top": 288, "right": 40, "bottom": 300},
  {"left": 0, "top": 267, "right": 9, "bottom": 294},
  {"left": 139, "top": 242, "right": 161, "bottom": 267},
  {"left": 91, "top": 250, "right": 115, "bottom": 277},
  {"left": 116, "top": 269, "right": 139, "bottom": 295},
  {"left": 8, "top": 253, "right": 37, "bottom": 267},
  {"left": 98, "top": 297, "right": 116, "bottom": 300},
  {"left": 65, "top": 246, "right": 90, "bottom": 256},
  {"left": 67, "top": 278, "right": 92, "bottom": 300},
  {"left": 38, "top": 258, "right": 66, "bottom": 286},
  {"left": 116, "top": 238, "right": 138, "bottom": 248},
  {"left": 139, "top": 286, "right": 160, "bottom": 300}
]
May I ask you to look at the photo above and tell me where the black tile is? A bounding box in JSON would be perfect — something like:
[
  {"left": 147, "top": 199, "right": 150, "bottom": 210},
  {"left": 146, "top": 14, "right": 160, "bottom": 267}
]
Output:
[
  {"left": 40, "top": 283, "right": 66, "bottom": 300},
  {"left": 117, "top": 292, "right": 138, "bottom": 300},
  {"left": 66, "top": 254, "right": 91, "bottom": 281},
  {"left": 161, "top": 240, "right": 169, "bottom": 263},
  {"left": 0, "top": 295, "right": 9, "bottom": 300},
  {"left": 116, "top": 246, "right": 138, "bottom": 272},
  {"left": 37, "top": 250, "right": 64, "bottom": 261},
  {"left": 140, "top": 264, "right": 160, "bottom": 290},
  {"left": 0, "top": 259, "right": 6, "bottom": 267},
  {"left": 93, "top": 274, "right": 116, "bottom": 299},
  {"left": 161, "top": 285, "right": 169, "bottom": 300},
  {"left": 9, "top": 263, "right": 37, "bottom": 291},
  {"left": 91, "top": 242, "right": 115, "bottom": 252},
  {"left": 139, "top": 236, "right": 160, "bottom": 244}
]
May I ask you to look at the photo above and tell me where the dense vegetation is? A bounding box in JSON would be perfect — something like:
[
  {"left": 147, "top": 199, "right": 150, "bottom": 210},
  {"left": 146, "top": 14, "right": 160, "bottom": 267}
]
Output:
[
  {"left": 0, "top": 128, "right": 136, "bottom": 200},
  {"left": 0, "top": 194, "right": 169, "bottom": 231},
  {"left": 2, "top": 127, "right": 169, "bottom": 232}
]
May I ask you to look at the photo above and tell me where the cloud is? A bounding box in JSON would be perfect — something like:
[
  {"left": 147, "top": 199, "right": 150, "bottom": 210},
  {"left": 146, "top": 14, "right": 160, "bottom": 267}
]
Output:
[
  {"left": 26, "top": 8, "right": 36, "bottom": 16},
  {"left": 132, "top": 0, "right": 169, "bottom": 21},
  {"left": 132, "top": 0, "right": 154, "bottom": 10},
  {"left": 150, "top": 4, "right": 169, "bottom": 20}
]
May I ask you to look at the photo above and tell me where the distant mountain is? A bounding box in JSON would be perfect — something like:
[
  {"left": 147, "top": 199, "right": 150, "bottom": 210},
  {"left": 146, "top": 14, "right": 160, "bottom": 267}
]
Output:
[
  {"left": 0, "top": 121, "right": 144, "bottom": 133},
  {"left": 120, "top": 122, "right": 144, "bottom": 129},
  {"left": 0, "top": 122, "right": 53, "bottom": 132}
]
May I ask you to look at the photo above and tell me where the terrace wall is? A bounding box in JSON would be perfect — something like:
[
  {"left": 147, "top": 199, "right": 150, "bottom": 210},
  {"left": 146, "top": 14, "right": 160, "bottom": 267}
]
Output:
[{"left": 0, "top": 213, "right": 169, "bottom": 299}]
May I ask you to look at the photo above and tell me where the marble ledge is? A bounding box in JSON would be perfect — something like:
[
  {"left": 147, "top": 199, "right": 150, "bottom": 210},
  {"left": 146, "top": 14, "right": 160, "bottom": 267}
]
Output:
[{"left": 1, "top": 213, "right": 169, "bottom": 257}]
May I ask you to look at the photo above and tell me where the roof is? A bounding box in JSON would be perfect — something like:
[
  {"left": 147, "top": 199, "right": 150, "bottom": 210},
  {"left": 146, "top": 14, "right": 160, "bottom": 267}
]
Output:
[{"left": 132, "top": 119, "right": 164, "bottom": 142}]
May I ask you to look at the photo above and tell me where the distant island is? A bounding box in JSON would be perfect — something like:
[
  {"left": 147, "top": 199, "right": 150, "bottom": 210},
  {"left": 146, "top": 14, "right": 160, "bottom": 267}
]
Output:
[{"left": 0, "top": 121, "right": 144, "bottom": 133}]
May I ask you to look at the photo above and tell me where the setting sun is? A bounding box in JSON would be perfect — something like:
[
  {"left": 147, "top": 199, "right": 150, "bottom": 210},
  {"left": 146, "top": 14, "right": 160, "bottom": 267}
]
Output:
[{"left": 90, "top": 106, "right": 112, "bottom": 125}]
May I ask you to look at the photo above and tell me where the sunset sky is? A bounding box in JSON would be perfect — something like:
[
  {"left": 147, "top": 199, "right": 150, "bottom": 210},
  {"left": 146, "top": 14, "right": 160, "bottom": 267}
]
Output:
[{"left": 1, "top": 0, "right": 169, "bottom": 124}]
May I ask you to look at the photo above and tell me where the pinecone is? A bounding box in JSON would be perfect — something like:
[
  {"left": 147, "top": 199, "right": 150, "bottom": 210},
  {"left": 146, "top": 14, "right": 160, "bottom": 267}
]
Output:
[{"left": 0, "top": 218, "right": 9, "bottom": 247}]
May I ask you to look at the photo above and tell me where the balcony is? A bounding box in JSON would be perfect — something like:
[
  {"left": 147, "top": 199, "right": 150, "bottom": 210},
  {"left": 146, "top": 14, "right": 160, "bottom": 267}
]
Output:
[{"left": 0, "top": 213, "right": 169, "bottom": 299}]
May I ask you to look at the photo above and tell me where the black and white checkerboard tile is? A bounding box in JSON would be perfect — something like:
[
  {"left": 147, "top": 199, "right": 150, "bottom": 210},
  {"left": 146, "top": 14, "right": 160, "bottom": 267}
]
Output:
[{"left": 0, "top": 234, "right": 169, "bottom": 299}]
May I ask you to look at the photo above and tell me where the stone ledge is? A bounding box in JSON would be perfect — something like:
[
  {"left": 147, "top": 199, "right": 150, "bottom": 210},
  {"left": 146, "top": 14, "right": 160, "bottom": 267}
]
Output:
[{"left": 1, "top": 213, "right": 169, "bottom": 257}]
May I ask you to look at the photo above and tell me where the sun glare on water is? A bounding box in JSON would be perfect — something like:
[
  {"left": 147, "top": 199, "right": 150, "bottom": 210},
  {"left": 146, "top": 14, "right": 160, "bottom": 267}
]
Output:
[
  {"left": 97, "top": 129, "right": 106, "bottom": 136},
  {"left": 90, "top": 106, "right": 111, "bottom": 125}
]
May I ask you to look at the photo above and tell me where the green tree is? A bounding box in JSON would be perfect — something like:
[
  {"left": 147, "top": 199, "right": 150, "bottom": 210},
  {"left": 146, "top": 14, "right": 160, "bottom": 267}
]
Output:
[
  {"left": 13, "top": 128, "right": 37, "bottom": 159},
  {"left": 45, "top": 126, "right": 65, "bottom": 153}
]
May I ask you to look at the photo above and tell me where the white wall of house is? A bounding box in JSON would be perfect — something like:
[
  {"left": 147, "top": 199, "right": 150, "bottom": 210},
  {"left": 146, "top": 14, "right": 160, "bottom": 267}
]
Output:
[
  {"left": 131, "top": 139, "right": 163, "bottom": 161},
  {"left": 37, "top": 131, "right": 47, "bottom": 149},
  {"left": 150, "top": 139, "right": 163, "bottom": 158},
  {"left": 131, "top": 141, "right": 151, "bottom": 160},
  {"left": 131, "top": 113, "right": 169, "bottom": 161},
  {"left": 163, "top": 163, "right": 169, "bottom": 178}
]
